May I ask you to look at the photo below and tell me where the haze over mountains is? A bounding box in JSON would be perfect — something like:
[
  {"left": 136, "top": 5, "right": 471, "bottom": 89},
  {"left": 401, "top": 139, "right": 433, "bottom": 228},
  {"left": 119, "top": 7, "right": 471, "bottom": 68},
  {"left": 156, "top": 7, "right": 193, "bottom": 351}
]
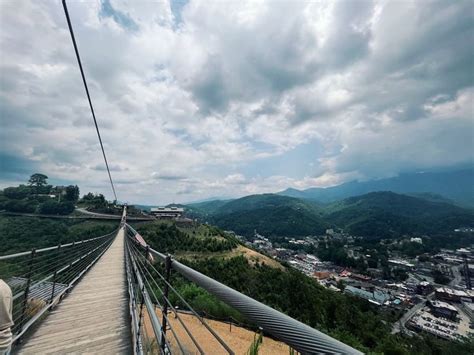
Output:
[{"left": 278, "top": 168, "right": 474, "bottom": 207}]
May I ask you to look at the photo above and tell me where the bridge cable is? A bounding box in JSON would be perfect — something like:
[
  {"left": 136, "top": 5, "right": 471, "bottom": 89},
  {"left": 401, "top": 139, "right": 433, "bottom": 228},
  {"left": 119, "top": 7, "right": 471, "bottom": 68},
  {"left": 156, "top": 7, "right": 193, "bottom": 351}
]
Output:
[{"left": 62, "top": 0, "right": 118, "bottom": 202}]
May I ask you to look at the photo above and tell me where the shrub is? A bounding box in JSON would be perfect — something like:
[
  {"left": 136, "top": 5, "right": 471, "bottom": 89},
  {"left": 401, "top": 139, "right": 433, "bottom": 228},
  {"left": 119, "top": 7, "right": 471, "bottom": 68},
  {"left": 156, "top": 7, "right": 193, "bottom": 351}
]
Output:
[
  {"left": 4, "top": 200, "right": 36, "bottom": 213},
  {"left": 38, "top": 201, "right": 74, "bottom": 215},
  {"left": 3, "top": 185, "right": 32, "bottom": 199}
]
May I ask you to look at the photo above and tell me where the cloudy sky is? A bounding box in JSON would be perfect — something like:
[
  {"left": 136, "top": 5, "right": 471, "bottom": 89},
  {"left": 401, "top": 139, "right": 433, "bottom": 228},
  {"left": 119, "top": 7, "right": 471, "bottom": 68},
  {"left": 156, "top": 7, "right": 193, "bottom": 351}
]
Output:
[{"left": 0, "top": 0, "right": 473, "bottom": 204}]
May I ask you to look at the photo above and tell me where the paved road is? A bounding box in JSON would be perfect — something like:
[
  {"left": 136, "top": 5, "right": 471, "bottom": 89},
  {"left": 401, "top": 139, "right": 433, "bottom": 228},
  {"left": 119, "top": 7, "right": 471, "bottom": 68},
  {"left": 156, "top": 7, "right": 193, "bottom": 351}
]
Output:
[
  {"left": 391, "top": 291, "right": 435, "bottom": 335},
  {"left": 75, "top": 207, "right": 122, "bottom": 218},
  {"left": 450, "top": 265, "right": 463, "bottom": 287}
]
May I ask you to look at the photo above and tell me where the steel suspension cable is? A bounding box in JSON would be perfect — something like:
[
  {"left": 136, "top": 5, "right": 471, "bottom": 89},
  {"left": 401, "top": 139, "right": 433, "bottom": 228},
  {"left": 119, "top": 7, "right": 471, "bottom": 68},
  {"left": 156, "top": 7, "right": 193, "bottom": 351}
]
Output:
[
  {"left": 126, "top": 226, "right": 363, "bottom": 354},
  {"left": 61, "top": 0, "right": 118, "bottom": 201}
]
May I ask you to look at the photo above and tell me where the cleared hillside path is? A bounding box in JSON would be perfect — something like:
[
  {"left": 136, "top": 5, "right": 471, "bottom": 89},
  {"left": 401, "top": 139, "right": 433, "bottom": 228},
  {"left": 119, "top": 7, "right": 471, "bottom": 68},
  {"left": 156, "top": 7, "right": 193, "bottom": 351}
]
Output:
[{"left": 18, "top": 228, "right": 131, "bottom": 354}]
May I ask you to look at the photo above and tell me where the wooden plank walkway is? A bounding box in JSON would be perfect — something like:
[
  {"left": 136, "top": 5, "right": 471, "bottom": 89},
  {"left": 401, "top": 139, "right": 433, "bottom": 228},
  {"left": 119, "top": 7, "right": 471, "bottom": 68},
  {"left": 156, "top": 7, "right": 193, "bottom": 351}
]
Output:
[{"left": 18, "top": 228, "right": 132, "bottom": 354}]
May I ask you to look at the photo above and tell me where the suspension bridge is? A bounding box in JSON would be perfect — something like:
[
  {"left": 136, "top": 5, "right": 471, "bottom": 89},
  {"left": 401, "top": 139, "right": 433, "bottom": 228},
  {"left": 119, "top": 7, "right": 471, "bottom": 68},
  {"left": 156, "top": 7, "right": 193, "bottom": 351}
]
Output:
[
  {"left": 0, "top": 207, "right": 362, "bottom": 354},
  {"left": 0, "top": 2, "right": 363, "bottom": 353}
]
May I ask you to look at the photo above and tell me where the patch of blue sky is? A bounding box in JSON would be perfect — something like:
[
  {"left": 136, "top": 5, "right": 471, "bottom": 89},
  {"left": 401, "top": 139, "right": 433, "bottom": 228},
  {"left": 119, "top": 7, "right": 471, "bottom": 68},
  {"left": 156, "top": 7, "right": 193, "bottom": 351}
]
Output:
[
  {"left": 99, "top": 0, "right": 139, "bottom": 32},
  {"left": 241, "top": 140, "right": 323, "bottom": 179},
  {"left": 0, "top": 153, "right": 40, "bottom": 182},
  {"left": 170, "top": 0, "right": 189, "bottom": 27}
]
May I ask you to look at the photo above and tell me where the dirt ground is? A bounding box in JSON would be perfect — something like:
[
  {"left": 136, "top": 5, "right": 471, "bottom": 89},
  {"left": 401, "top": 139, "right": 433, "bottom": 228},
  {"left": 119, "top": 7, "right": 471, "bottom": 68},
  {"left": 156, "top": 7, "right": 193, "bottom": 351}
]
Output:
[
  {"left": 236, "top": 245, "right": 284, "bottom": 270},
  {"left": 176, "top": 245, "right": 284, "bottom": 271},
  {"left": 142, "top": 309, "right": 289, "bottom": 354}
]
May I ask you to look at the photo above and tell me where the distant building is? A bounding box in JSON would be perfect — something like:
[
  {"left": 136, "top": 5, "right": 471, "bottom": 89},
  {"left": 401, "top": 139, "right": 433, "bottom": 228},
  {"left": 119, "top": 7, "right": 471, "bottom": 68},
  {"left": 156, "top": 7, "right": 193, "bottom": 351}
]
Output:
[
  {"left": 435, "top": 287, "right": 473, "bottom": 303},
  {"left": 416, "top": 281, "right": 434, "bottom": 296},
  {"left": 388, "top": 259, "right": 415, "bottom": 270},
  {"left": 344, "top": 285, "right": 390, "bottom": 306},
  {"left": 454, "top": 227, "right": 474, "bottom": 233},
  {"left": 339, "top": 269, "right": 351, "bottom": 278},
  {"left": 456, "top": 247, "right": 471, "bottom": 255},
  {"left": 275, "top": 248, "right": 291, "bottom": 259},
  {"left": 150, "top": 207, "right": 184, "bottom": 219},
  {"left": 428, "top": 300, "right": 458, "bottom": 320}
]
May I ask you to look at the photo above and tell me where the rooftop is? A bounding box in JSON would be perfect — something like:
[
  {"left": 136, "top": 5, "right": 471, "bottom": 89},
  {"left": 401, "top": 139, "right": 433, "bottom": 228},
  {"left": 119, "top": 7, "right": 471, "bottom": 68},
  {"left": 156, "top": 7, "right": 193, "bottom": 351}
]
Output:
[
  {"left": 150, "top": 207, "right": 184, "bottom": 212},
  {"left": 430, "top": 300, "right": 458, "bottom": 312}
]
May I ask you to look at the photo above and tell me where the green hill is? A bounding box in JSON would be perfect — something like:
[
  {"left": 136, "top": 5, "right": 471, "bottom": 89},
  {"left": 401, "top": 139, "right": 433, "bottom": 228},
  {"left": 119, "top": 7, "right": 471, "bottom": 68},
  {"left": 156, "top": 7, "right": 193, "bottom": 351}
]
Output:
[
  {"left": 188, "top": 192, "right": 474, "bottom": 239},
  {"left": 187, "top": 200, "right": 232, "bottom": 216},
  {"left": 324, "top": 191, "right": 474, "bottom": 238},
  {"left": 207, "top": 194, "right": 329, "bottom": 237}
]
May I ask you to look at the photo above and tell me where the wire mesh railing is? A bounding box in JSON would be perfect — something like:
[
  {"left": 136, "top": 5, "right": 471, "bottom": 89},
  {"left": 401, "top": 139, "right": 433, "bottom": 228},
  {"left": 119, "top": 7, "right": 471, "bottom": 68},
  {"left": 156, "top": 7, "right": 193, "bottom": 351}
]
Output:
[
  {"left": 0, "top": 229, "right": 118, "bottom": 343},
  {"left": 125, "top": 229, "right": 235, "bottom": 355},
  {"left": 124, "top": 223, "right": 363, "bottom": 355}
]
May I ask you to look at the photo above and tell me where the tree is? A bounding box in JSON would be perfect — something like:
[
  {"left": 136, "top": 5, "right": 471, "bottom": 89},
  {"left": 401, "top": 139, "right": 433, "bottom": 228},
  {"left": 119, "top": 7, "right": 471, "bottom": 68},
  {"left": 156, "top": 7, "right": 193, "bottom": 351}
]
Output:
[
  {"left": 38, "top": 201, "right": 74, "bottom": 215},
  {"left": 432, "top": 270, "right": 450, "bottom": 285},
  {"left": 28, "top": 173, "right": 48, "bottom": 188},
  {"left": 65, "top": 185, "right": 80, "bottom": 202},
  {"left": 3, "top": 185, "right": 32, "bottom": 199},
  {"left": 82, "top": 192, "right": 95, "bottom": 201},
  {"left": 337, "top": 279, "right": 346, "bottom": 291},
  {"left": 393, "top": 268, "right": 409, "bottom": 282},
  {"left": 4, "top": 200, "right": 37, "bottom": 213}
]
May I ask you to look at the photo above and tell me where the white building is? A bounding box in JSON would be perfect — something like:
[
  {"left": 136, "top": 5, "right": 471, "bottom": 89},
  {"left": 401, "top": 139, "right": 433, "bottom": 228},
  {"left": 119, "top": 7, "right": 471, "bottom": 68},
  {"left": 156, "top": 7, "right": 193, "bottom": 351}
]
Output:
[{"left": 150, "top": 207, "right": 184, "bottom": 219}]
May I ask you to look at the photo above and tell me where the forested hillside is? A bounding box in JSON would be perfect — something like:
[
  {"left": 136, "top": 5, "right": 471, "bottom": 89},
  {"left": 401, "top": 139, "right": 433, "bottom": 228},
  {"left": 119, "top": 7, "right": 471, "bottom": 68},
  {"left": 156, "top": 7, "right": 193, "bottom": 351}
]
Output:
[
  {"left": 208, "top": 194, "right": 328, "bottom": 237},
  {"left": 0, "top": 216, "right": 117, "bottom": 254},
  {"left": 324, "top": 192, "right": 474, "bottom": 237},
  {"left": 133, "top": 220, "right": 474, "bottom": 354},
  {"left": 186, "top": 192, "right": 474, "bottom": 239}
]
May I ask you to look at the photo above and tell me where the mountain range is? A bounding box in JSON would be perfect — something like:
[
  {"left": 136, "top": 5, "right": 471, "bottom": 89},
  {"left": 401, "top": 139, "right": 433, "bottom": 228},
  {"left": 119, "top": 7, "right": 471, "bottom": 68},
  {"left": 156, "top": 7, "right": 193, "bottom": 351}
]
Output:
[
  {"left": 278, "top": 168, "right": 474, "bottom": 207},
  {"left": 188, "top": 191, "right": 474, "bottom": 239}
]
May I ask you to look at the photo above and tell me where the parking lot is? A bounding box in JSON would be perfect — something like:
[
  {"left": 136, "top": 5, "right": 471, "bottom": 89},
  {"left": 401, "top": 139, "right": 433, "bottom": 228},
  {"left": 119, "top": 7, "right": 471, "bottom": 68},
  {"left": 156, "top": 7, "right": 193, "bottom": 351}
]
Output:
[{"left": 408, "top": 307, "right": 472, "bottom": 341}]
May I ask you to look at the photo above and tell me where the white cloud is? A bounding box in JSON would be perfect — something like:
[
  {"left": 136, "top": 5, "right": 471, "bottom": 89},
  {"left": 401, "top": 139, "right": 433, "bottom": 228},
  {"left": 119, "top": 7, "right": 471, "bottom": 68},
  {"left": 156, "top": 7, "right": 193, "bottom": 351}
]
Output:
[{"left": 1, "top": 0, "right": 472, "bottom": 204}]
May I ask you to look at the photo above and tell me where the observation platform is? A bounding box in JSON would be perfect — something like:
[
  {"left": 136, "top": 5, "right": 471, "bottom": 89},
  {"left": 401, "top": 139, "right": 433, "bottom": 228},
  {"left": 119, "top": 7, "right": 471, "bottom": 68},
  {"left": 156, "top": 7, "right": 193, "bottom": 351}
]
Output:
[{"left": 18, "top": 228, "right": 131, "bottom": 354}]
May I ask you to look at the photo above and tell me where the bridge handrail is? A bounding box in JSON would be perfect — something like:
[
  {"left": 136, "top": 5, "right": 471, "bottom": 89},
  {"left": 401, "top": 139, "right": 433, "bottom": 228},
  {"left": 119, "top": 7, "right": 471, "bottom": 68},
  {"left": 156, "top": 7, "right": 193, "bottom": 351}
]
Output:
[
  {"left": 0, "top": 228, "right": 119, "bottom": 344},
  {"left": 125, "top": 223, "right": 363, "bottom": 354},
  {"left": 11, "top": 236, "right": 115, "bottom": 302},
  {"left": 125, "top": 239, "right": 172, "bottom": 354},
  {"left": 0, "top": 229, "right": 118, "bottom": 261},
  {"left": 11, "top": 235, "right": 114, "bottom": 343}
]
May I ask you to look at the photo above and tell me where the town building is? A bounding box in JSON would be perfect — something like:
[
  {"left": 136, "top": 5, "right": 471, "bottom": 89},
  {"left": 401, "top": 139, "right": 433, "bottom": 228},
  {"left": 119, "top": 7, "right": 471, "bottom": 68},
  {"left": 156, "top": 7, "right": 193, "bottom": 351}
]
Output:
[
  {"left": 150, "top": 206, "right": 184, "bottom": 219},
  {"left": 388, "top": 259, "right": 415, "bottom": 270},
  {"left": 428, "top": 300, "right": 459, "bottom": 321},
  {"left": 344, "top": 285, "right": 390, "bottom": 306},
  {"left": 435, "top": 287, "right": 473, "bottom": 303},
  {"left": 416, "top": 281, "right": 434, "bottom": 296}
]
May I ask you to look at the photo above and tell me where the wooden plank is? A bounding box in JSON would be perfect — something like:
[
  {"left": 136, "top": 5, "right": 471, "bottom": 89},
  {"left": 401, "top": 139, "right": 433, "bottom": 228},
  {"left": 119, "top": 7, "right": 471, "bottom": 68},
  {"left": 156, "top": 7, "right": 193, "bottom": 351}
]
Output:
[{"left": 18, "top": 228, "right": 132, "bottom": 354}]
